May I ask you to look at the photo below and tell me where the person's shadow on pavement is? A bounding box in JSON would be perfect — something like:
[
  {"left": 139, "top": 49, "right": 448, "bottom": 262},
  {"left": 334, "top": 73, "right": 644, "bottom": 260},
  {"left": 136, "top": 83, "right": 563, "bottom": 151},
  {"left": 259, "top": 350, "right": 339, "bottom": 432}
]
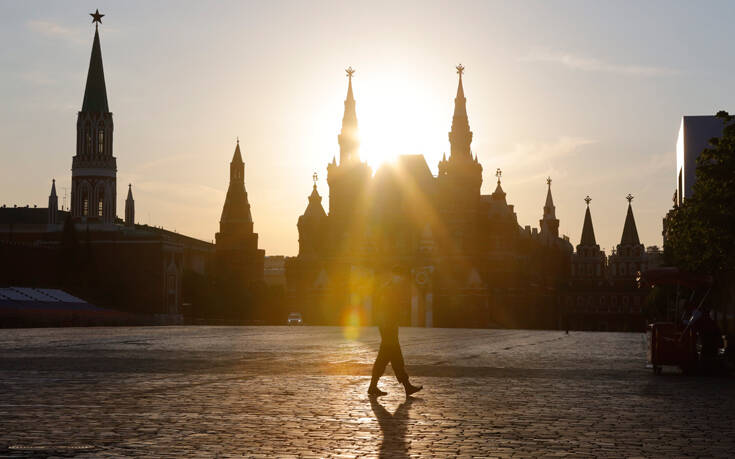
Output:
[{"left": 369, "top": 396, "right": 416, "bottom": 459}]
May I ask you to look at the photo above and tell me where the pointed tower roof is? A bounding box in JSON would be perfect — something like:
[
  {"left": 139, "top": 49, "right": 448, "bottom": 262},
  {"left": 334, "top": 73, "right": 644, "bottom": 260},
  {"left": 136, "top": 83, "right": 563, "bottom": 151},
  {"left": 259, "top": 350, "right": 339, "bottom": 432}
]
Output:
[
  {"left": 543, "top": 177, "right": 556, "bottom": 219},
  {"left": 303, "top": 184, "right": 327, "bottom": 218},
  {"left": 126, "top": 183, "right": 134, "bottom": 201},
  {"left": 220, "top": 140, "right": 253, "bottom": 227},
  {"left": 232, "top": 138, "right": 243, "bottom": 164},
  {"left": 491, "top": 168, "right": 507, "bottom": 203},
  {"left": 50, "top": 179, "right": 57, "bottom": 197},
  {"left": 452, "top": 65, "right": 467, "bottom": 122},
  {"left": 620, "top": 194, "right": 641, "bottom": 246},
  {"left": 448, "top": 64, "right": 473, "bottom": 159},
  {"left": 580, "top": 196, "right": 597, "bottom": 246},
  {"left": 338, "top": 67, "right": 359, "bottom": 163},
  {"left": 81, "top": 20, "right": 109, "bottom": 113}
]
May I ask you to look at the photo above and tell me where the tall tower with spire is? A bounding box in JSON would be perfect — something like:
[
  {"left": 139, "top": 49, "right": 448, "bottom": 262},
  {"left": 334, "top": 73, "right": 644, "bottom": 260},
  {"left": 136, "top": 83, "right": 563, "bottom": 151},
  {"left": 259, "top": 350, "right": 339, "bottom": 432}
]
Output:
[
  {"left": 326, "top": 67, "right": 372, "bottom": 248},
  {"left": 215, "top": 140, "right": 264, "bottom": 286},
  {"left": 539, "top": 177, "right": 559, "bottom": 240},
  {"left": 437, "top": 65, "right": 483, "bottom": 253},
  {"left": 71, "top": 10, "right": 116, "bottom": 225}
]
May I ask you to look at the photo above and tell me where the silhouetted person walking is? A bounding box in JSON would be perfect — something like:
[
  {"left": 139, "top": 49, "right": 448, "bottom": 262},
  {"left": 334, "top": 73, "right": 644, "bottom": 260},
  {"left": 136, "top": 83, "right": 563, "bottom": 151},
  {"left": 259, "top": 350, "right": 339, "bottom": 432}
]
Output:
[{"left": 368, "top": 267, "right": 422, "bottom": 397}]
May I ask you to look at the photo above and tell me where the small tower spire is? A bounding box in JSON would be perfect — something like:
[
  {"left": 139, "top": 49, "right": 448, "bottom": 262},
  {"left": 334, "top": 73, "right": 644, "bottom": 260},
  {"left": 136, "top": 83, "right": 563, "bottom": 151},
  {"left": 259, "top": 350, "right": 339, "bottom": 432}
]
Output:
[
  {"left": 539, "top": 176, "right": 559, "bottom": 239},
  {"left": 491, "top": 168, "right": 506, "bottom": 203},
  {"left": 48, "top": 179, "right": 59, "bottom": 224},
  {"left": 338, "top": 66, "right": 360, "bottom": 164},
  {"left": 125, "top": 183, "right": 135, "bottom": 226},
  {"left": 620, "top": 194, "right": 640, "bottom": 245},
  {"left": 544, "top": 177, "right": 556, "bottom": 218},
  {"left": 580, "top": 196, "right": 597, "bottom": 246}
]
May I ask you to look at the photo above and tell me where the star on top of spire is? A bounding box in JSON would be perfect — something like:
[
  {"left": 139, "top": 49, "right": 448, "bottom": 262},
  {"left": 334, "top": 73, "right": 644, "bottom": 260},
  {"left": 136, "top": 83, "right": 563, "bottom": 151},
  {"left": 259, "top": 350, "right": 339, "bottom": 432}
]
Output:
[
  {"left": 546, "top": 176, "right": 552, "bottom": 187},
  {"left": 456, "top": 63, "right": 465, "bottom": 77},
  {"left": 90, "top": 9, "right": 104, "bottom": 25},
  {"left": 495, "top": 168, "right": 502, "bottom": 184},
  {"left": 585, "top": 195, "right": 592, "bottom": 206},
  {"left": 626, "top": 193, "right": 634, "bottom": 203},
  {"left": 346, "top": 66, "right": 355, "bottom": 80},
  {"left": 312, "top": 172, "right": 318, "bottom": 186}
]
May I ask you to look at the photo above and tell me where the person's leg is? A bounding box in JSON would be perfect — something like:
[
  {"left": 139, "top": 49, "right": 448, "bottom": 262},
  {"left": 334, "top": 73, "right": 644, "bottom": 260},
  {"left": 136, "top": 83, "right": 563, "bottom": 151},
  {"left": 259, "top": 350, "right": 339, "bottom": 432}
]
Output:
[
  {"left": 384, "top": 326, "right": 408, "bottom": 384},
  {"left": 385, "top": 325, "right": 422, "bottom": 396},
  {"left": 369, "top": 326, "right": 390, "bottom": 395}
]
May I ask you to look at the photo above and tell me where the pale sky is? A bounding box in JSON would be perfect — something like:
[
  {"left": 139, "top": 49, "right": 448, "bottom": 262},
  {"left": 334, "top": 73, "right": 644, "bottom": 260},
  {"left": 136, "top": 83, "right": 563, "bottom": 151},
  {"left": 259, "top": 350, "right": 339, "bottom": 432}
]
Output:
[{"left": 2, "top": 1, "right": 734, "bottom": 256}]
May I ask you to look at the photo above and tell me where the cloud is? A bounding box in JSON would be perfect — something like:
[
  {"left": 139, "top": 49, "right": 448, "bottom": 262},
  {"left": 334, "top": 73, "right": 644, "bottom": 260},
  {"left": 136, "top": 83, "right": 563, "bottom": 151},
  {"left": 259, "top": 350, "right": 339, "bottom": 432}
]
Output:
[
  {"left": 27, "top": 20, "right": 85, "bottom": 44},
  {"left": 496, "top": 136, "right": 596, "bottom": 167},
  {"left": 520, "top": 49, "right": 678, "bottom": 77},
  {"left": 487, "top": 136, "right": 595, "bottom": 189}
]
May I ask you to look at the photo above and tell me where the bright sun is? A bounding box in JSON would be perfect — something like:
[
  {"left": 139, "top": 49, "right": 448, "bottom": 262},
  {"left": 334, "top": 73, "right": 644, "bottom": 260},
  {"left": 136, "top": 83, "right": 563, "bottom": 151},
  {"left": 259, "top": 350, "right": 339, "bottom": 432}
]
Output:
[{"left": 355, "top": 75, "right": 447, "bottom": 171}]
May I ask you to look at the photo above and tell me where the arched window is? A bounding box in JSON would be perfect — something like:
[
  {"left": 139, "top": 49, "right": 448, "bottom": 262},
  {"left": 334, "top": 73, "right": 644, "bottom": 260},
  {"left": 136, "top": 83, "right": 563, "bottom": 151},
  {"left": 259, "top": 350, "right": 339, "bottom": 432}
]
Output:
[
  {"left": 82, "top": 190, "right": 89, "bottom": 216},
  {"left": 98, "top": 129, "right": 104, "bottom": 154},
  {"left": 86, "top": 131, "right": 92, "bottom": 154},
  {"left": 97, "top": 189, "right": 104, "bottom": 217}
]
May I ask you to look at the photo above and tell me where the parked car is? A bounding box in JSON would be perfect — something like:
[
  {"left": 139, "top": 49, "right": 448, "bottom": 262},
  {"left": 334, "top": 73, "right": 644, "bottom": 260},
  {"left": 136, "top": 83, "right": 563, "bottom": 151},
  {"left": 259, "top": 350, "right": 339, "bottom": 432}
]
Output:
[{"left": 287, "top": 312, "right": 303, "bottom": 325}]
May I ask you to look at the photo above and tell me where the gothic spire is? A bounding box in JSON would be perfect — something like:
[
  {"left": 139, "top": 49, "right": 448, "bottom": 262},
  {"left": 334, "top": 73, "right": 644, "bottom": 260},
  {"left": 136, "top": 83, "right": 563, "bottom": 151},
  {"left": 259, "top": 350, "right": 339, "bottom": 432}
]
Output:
[
  {"left": 543, "top": 176, "right": 556, "bottom": 219},
  {"left": 232, "top": 138, "right": 243, "bottom": 164},
  {"left": 580, "top": 196, "right": 597, "bottom": 246},
  {"left": 448, "top": 64, "right": 473, "bottom": 159},
  {"left": 620, "top": 194, "right": 641, "bottom": 246},
  {"left": 48, "top": 179, "right": 58, "bottom": 224},
  {"left": 338, "top": 67, "right": 359, "bottom": 164},
  {"left": 125, "top": 183, "right": 135, "bottom": 226},
  {"left": 82, "top": 12, "right": 109, "bottom": 113}
]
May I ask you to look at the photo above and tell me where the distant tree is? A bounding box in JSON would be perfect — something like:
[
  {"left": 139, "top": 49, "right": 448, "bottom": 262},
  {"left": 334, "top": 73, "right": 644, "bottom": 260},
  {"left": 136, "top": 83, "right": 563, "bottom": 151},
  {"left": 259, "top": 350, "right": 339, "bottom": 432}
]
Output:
[{"left": 665, "top": 111, "right": 735, "bottom": 273}]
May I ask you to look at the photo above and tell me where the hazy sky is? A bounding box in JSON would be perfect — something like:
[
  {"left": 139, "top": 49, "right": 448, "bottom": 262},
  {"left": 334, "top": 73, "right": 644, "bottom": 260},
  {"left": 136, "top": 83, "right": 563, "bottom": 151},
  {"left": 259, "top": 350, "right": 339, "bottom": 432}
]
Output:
[{"left": 2, "top": 1, "right": 734, "bottom": 255}]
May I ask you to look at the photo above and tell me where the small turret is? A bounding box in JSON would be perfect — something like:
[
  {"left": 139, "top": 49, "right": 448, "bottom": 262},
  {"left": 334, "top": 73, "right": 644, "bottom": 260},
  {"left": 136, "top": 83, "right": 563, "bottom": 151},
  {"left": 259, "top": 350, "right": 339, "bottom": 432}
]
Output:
[
  {"left": 48, "top": 179, "right": 58, "bottom": 224},
  {"left": 539, "top": 177, "right": 559, "bottom": 240},
  {"left": 125, "top": 184, "right": 134, "bottom": 226},
  {"left": 297, "top": 173, "right": 327, "bottom": 257}
]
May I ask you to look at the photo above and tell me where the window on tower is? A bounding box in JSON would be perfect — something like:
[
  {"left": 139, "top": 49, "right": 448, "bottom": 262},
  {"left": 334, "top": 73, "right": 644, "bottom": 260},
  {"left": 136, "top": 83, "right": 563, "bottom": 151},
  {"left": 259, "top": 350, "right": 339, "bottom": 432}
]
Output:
[
  {"left": 82, "top": 196, "right": 89, "bottom": 216},
  {"left": 86, "top": 132, "right": 92, "bottom": 154},
  {"left": 98, "top": 130, "right": 104, "bottom": 154},
  {"left": 98, "top": 192, "right": 104, "bottom": 217}
]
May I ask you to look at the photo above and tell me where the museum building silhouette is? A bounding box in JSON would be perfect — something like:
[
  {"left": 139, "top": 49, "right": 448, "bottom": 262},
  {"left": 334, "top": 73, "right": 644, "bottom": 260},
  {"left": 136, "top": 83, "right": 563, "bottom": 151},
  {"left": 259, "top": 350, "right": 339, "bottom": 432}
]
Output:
[
  {"left": 0, "top": 16, "right": 265, "bottom": 323},
  {"left": 285, "top": 67, "right": 654, "bottom": 330}
]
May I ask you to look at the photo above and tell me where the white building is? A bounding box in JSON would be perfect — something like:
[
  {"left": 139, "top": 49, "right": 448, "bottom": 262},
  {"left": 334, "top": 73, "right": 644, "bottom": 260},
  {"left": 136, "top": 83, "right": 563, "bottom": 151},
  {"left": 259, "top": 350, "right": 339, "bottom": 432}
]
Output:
[{"left": 676, "top": 116, "right": 726, "bottom": 204}]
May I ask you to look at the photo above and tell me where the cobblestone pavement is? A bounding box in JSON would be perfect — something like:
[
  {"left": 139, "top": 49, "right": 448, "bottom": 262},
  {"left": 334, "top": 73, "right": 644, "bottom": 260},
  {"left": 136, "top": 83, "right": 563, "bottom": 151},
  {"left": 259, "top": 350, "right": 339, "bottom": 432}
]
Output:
[{"left": 0, "top": 326, "right": 734, "bottom": 458}]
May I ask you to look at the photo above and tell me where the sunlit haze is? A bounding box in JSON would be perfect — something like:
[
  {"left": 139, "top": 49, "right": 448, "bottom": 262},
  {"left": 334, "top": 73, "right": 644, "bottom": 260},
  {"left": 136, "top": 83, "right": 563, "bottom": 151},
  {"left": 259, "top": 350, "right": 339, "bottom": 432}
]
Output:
[{"left": 2, "top": 1, "right": 734, "bottom": 255}]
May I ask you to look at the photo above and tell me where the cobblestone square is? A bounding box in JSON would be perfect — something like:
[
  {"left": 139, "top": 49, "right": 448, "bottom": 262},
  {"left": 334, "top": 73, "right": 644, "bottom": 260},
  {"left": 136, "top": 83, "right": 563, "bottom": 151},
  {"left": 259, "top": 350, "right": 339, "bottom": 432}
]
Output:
[{"left": 1, "top": 326, "right": 734, "bottom": 457}]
